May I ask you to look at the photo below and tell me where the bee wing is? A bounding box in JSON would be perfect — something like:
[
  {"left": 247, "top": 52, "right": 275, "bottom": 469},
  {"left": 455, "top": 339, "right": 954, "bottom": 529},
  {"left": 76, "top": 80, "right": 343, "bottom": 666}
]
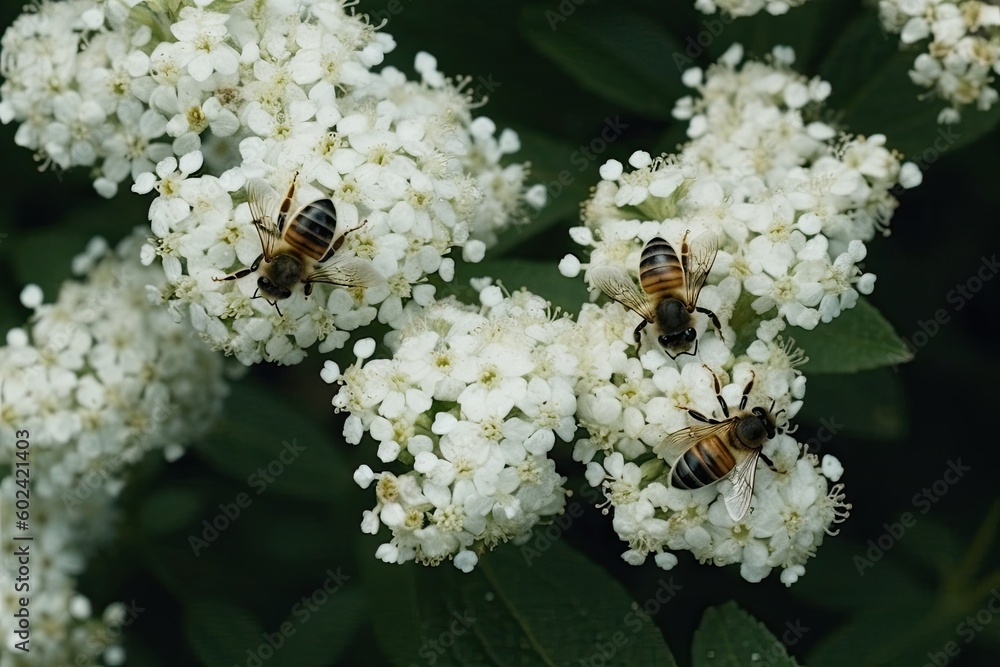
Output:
[
  {"left": 682, "top": 230, "right": 719, "bottom": 308},
  {"left": 655, "top": 419, "right": 738, "bottom": 462},
  {"left": 306, "top": 255, "right": 384, "bottom": 290},
  {"left": 247, "top": 180, "right": 279, "bottom": 260},
  {"left": 723, "top": 448, "right": 761, "bottom": 522},
  {"left": 588, "top": 265, "right": 655, "bottom": 322}
]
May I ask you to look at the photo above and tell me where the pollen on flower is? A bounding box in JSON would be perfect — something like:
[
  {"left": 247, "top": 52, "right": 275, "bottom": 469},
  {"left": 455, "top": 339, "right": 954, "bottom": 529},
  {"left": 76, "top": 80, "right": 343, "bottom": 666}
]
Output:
[{"left": 375, "top": 473, "right": 400, "bottom": 503}]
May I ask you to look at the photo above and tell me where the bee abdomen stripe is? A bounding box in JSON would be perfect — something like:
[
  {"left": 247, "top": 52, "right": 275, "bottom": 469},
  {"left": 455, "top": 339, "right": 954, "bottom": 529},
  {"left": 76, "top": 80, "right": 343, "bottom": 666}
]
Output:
[
  {"left": 671, "top": 437, "right": 736, "bottom": 489},
  {"left": 285, "top": 200, "right": 337, "bottom": 261},
  {"left": 639, "top": 265, "right": 684, "bottom": 294},
  {"left": 639, "top": 238, "right": 684, "bottom": 295}
]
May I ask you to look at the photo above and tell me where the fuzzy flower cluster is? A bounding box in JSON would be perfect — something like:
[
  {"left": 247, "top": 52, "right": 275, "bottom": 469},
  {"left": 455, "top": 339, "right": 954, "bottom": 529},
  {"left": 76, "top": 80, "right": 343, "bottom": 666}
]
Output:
[
  {"left": 694, "top": 0, "right": 813, "bottom": 16},
  {"left": 327, "top": 288, "right": 577, "bottom": 572},
  {"left": 879, "top": 0, "right": 1000, "bottom": 122},
  {"left": 0, "top": 0, "right": 544, "bottom": 367},
  {"left": 548, "top": 47, "right": 903, "bottom": 583},
  {"left": 0, "top": 479, "right": 129, "bottom": 666},
  {"left": 572, "top": 301, "right": 849, "bottom": 584},
  {"left": 0, "top": 232, "right": 227, "bottom": 664},
  {"left": 330, "top": 284, "right": 852, "bottom": 582},
  {"left": 563, "top": 45, "right": 921, "bottom": 340}
]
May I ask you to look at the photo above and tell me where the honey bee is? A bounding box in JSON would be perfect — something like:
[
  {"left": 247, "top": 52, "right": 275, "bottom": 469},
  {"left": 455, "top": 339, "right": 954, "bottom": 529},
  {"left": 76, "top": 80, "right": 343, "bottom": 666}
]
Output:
[
  {"left": 654, "top": 371, "right": 780, "bottom": 521},
  {"left": 588, "top": 231, "right": 721, "bottom": 358},
  {"left": 214, "top": 173, "right": 381, "bottom": 314}
]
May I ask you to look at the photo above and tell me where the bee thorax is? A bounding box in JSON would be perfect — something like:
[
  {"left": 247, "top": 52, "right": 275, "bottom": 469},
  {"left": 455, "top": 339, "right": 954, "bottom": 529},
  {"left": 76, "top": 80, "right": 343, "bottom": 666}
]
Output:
[
  {"left": 735, "top": 415, "right": 769, "bottom": 448},
  {"left": 657, "top": 298, "right": 689, "bottom": 330},
  {"left": 259, "top": 254, "right": 304, "bottom": 299}
]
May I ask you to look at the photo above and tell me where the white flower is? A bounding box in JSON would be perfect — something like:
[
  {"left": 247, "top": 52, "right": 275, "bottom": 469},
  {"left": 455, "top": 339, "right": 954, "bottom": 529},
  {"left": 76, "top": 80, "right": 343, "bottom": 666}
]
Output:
[
  {"left": 879, "top": 0, "right": 1000, "bottom": 120},
  {"left": 571, "top": 296, "right": 847, "bottom": 583},
  {"left": 0, "top": 230, "right": 227, "bottom": 664},
  {"left": 569, "top": 47, "right": 918, "bottom": 346},
  {"left": 694, "top": 0, "right": 814, "bottom": 17},
  {"left": 1, "top": 2, "right": 542, "bottom": 364},
  {"left": 332, "top": 292, "right": 574, "bottom": 569}
]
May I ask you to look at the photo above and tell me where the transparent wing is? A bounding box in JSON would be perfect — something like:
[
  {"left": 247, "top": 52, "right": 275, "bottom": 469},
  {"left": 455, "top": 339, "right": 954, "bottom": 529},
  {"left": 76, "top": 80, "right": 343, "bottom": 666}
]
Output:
[
  {"left": 654, "top": 419, "right": 737, "bottom": 462},
  {"left": 306, "top": 255, "right": 384, "bottom": 289},
  {"left": 247, "top": 180, "right": 279, "bottom": 260},
  {"left": 683, "top": 230, "right": 719, "bottom": 308},
  {"left": 723, "top": 448, "right": 761, "bottom": 522},
  {"left": 588, "top": 265, "right": 655, "bottom": 322}
]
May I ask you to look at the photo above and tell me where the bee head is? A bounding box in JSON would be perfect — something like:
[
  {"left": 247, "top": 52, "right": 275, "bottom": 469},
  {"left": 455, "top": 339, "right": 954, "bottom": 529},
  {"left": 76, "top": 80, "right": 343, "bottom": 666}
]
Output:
[
  {"left": 750, "top": 406, "right": 777, "bottom": 440},
  {"left": 658, "top": 329, "right": 698, "bottom": 358},
  {"left": 257, "top": 276, "right": 292, "bottom": 301}
]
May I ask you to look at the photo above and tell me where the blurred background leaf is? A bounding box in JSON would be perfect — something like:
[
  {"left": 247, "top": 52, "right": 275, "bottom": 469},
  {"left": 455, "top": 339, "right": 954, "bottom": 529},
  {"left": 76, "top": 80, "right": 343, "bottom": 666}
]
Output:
[
  {"left": 790, "top": 298, "right": 913, "bottom": 373},
  {"left": 692, "top": 601, "right": 800, "bottom": 666}
]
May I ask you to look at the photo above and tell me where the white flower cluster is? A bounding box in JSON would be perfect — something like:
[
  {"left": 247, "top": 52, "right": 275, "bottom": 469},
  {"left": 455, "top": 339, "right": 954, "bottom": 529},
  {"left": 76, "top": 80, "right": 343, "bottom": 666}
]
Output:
[
  {"left": 694, "top": 0, "right": 812, "bottom": 17},
  {"left": 551, "top": 47, "right": 906, "bottom": 583},
  {"left": 0, "top": 478, "right": 129, "bottom": 666},
  {"left": 573, "top": 302, "right": 849, "bottom": 584},
  {"left": 330, "top": 286, "right": 851, "bottom": 582},
  {"left": 327, "top": 288, "right": 576, "bottom": 572},
  {"left": 0, "top": 232, "right": 227, "bottom": 664},
  {"left": 879, "top": 0, "right": 1000, "bottom": 122},
  {"left": 0, "top": 0, "right": 544, "bottom": 367},
  {"left": 565, "top": 45, "right": 921, "bottom": 339},
  {"left": 0, "top": 0, "right": 167, "bottom": 198}
]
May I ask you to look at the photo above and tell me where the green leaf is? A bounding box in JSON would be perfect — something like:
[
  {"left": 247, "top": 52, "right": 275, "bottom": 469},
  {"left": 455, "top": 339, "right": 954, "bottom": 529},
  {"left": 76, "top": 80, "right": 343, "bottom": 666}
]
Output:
[
  {"left": 195, "top": 382, "right": 350, "bottom": 502},
  {"left": 453, "top": 259, "right": 590, "bottom": 315},
  {"left": 692, "top": 601, "right": 800, "bottom": 667},
  {"left": 819, "top": 16, "right": 1000, "bottom": 158},
  {"left": 268, "top": 588, "right": 368, "bottom": 667},
  {"left": 184, "top": 599, "right": 265, "bottom": 666},
  {"left": 795, "top": 368, "right": 908, "bottom": 440},
  {"left": 729, "top": 291, "right": 765, "bottom": 355},
  {"left": 790, "top": 298, "right": 912, "bottom": 373},
  {"left": 520, "top": 5, "right": 684, "bottom": 119},
  {"left": 368, "top": 539, "right": 676, "bottom": 666}
]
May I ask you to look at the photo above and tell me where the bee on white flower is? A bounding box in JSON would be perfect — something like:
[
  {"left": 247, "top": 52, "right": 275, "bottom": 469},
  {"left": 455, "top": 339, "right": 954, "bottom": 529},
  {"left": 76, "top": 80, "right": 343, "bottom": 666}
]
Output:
[{"left": 1, "top": 0, "right": 544, "bottom": 365}]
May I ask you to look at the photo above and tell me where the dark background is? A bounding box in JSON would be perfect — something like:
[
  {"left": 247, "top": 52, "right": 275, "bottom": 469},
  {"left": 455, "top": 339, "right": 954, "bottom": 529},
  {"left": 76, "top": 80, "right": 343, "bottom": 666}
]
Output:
[{"left": 1, "top": 0, "right": 999, "bottom": 665}]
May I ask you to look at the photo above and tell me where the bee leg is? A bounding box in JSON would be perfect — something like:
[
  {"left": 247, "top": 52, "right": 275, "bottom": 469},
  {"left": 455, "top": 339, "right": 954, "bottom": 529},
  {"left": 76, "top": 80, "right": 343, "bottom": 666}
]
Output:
[
  {"left": 303, "top": 281, "right": 314, "bottom": 298},
  {"left": 276, "top": 171, "right": 299, "bottom": 231},
  {"left": 739, "top": 372, "right": 755, "bottom": 410},
  {"left": 701, "top": 366, "right": 729, "bottom": 417},
  {"left": 687, "top": 409, "right": 722, "bottom": 425},
  {"left": 696, "top": 306, "right": 722, "bottom": 332},
  {"left": 633, "top": 320, "right": 648, "bottom": 346},
  {"left": 760, "top": 451, "right": 778, "bottom": 472},
  {"left": 331, "top": 218, "right": 370, "bottom": 253},
  {"left": 214, "top": 253, "right": 264, "bottom": 281}
]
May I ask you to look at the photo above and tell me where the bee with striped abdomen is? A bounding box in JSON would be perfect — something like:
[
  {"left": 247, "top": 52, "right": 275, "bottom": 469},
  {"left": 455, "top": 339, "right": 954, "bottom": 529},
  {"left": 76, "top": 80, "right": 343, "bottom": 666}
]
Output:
[
  {"left": 654, "top": 371, "right": 780, "bottom": 521},
  {"left": 588, "top": 231, "right": 721, "bottom": 358},
  {"left": 215, "top": 173, "right": 381, "bottom": 314}
]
